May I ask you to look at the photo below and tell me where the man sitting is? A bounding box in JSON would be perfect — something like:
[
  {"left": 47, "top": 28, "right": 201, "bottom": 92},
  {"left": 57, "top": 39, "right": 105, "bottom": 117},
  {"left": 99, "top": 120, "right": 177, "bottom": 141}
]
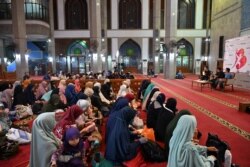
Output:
[{"left": 211, "top": 67, "right": 225, "bottom": 89}]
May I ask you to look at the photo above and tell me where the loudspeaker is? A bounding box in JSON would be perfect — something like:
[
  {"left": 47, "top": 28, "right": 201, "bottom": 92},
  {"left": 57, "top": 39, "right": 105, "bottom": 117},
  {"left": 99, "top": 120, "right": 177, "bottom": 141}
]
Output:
[
  {"left": 101, "top": 29, "right": 105, "bottom": 38},
  {"left": 219, "top": 36, "right": 224, "bottom": 58},
  {"left": 153, "top": 29, "right": 159, "bottom": 38}
]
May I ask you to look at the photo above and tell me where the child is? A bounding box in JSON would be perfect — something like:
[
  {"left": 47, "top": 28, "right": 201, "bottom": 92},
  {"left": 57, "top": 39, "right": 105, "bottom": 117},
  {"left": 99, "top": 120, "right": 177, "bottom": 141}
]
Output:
[
  {"left": 51, "top": 127, "right": 85, "bottom": 167},
  {"left": 0, "top": 102, "right": 11, "bottom": 133}
]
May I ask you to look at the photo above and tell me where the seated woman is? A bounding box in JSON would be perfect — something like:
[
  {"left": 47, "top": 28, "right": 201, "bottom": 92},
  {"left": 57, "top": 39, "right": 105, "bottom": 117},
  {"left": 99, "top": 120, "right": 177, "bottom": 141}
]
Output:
[
  {"left": 155, "top": 97, "right": 177, "bottom": 142},
  {"left": 105, "top": 106, "right": 147, "bottom": 165},
  {"left": 53, "top": 105, "right": 84, "bottom": 140},
  {"left": 168, "top": 115, "right": 217, "bottom": 167},
  {"left": 165, "top": 109, "right": 192, "bottom": 161},
  {"left": 146, "top": 92, "right": 165, "bottom": 130},
  {"left": 30, "top": 112, "right": 61, "bottom": 167}
]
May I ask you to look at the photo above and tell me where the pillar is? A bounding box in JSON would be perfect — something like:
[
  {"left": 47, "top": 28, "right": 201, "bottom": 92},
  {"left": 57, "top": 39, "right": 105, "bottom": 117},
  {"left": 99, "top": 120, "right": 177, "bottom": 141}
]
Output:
[
  {"left": 153, "top": 0, "right": 161, "bottom": 74},
  {"left": 164, "top": 0, "right": 177, "bottom": 79},
  {"left": 142, "top": 38, "right": 149, "bottom": 75},
  {"left": 89, "top": 0, "right": 102, "bottom": 73},
  {"left": 142, "top": 0, "right": 149, "bottom": 74},
  {"left": 12, "top": 0, "right": 28, "bottom": 80},
  {"left": 57, "top": 0, "right": 65, "bottom": 30},
  {"left": 111, "top": 0, "right": 118, "bottom": 29},
  {"left": 111, "top": 38, "right": 118, "bottom": 72},
  {"left": 49, "top": 0, "right": 56, "bottom": 73}
]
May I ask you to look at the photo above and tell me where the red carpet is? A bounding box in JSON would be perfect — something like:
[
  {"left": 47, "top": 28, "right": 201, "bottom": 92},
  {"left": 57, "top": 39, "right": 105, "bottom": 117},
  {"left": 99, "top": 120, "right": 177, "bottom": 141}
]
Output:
[
  {"left": 151, "top": 74, "right": 250, "bottom": 167},
  {"left": 1, "top": 74, "right": 249, "bottom": 166}
]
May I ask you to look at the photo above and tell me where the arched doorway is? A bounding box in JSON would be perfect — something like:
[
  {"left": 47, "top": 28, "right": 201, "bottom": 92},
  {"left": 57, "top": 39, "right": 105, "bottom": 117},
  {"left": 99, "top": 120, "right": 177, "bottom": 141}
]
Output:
[
  {"left": 176, "top": 38, "right": 194, "bottom": 73},
  {"left": 119, "top": 39, "right": 141, "bottom": 73},
  {"left": 67, "top": 40, "right": 89, "bottom": 74}
]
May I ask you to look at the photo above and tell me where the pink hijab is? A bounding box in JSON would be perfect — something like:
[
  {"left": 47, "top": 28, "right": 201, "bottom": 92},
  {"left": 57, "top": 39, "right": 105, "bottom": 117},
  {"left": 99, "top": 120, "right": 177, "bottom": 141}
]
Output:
[
  {"left": 58, "top": 80, "right": 67, "bottom": 104},
  {"left": 53, "top": 105, "right": 83, "bottom": 140}
]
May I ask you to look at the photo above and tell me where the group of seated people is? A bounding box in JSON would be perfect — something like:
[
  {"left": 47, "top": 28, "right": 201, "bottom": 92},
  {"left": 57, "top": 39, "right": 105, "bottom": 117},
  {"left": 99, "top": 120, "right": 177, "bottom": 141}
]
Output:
[
  {"left": 200, "top": 66, "right": 234, "bottom": 90},
  {"left": 38, "top": 69, "right": 135, "bottom": 82},
  {"left": 0, "top": 74, "right": 234, "bottom": 167}
]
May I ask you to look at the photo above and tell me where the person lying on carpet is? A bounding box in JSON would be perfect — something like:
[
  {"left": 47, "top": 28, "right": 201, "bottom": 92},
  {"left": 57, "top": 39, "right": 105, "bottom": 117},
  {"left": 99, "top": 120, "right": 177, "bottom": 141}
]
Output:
[
  {"left": 105, "top": 106, "right": 148, "bottom": 166},
  {"left": 168, "top": 115, "right": 217, "bottom": 167},
  {"left": 51, "top": 127, "right": 86, "bottom": 167}
]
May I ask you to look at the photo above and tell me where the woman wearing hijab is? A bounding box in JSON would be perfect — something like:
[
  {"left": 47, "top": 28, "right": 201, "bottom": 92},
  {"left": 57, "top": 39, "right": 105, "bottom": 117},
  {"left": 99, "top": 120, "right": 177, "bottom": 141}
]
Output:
[
  {"left": 155, "top": 97, "right": 177, "bottom": 142},
  {"left": 137, "top": 79, "right": 151, "bottom": 100},
  {"left": 116, "top": 84, "right": 128, "bottom": 99},
  {"left": 144, "top": 87, "right": 160, "bottom": 112},
  {"left": 110, "top": 93, "right": 135, "bottom": 115},
  {"left": 53, "top": 105, "right": 84, "bottom": 140},
  {"left": 65, "top": 84, "right": 78, "bottom": 106},
  {"left": 146, "top": 93, "right": 165, "bottom": 130},
  {"left": 41, "top": 94, "right": 65, "bottom": 113},
  {"left": 12, "top": 85, "right": 27, "bottom": 109},
  {"left": 36, "top": 81, "right": 49, "bottom": 100},
  {"left": 58, "top": 80, "right": 67, "bottom": 105},
  {"left": 165, "top": 109, "right": 192, "bottom": 161},
  {"left": 105, "top": 106, "right": 147, "bottom": 165},
  {"left": 24, "top": 83, "right": 37, "bottom": 105},
  {"left": 141, "top": 83, "right": 155, "bottom": 111},
  {"left": 101, "top": 79, "right": 114, "bottom": 100},
  {"left": 1, "top": 81, "right": 21, "bottom": 109},
  {"left": 168, "top": 115, "right": 216, "bottom": 167},
  {"left": 30, "top": 112, "right": 61, "bottom": 167}
]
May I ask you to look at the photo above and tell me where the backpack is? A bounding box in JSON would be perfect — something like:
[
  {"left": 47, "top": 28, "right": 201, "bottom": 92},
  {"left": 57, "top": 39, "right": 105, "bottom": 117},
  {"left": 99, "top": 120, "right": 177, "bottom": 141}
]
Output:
[
  {"left": 0, "top": 132, "right": 19, "bottom": 160},
  {"left": 141, "top": 140, "right": 166, "bottom": 162},
  {"left": 206, "top": 133, "right": 230, "bottom": 167}
]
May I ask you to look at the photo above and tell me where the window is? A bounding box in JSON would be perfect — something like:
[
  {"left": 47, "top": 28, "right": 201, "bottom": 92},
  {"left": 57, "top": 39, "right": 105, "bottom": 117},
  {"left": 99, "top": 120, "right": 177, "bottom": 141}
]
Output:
[
  {"left": 24, "top": 0, "right": 49, "bottom": 22},
  {"left": 177, "top": 0, "right": 195, "bottom": 29},
  {"left": 0, "top": 0, "right": 12, "bottom": 20},
  {"left": 119, "top": 0, "right": 141, "bottom": 29},
  {"left": 65, "top": 0, "right": 88, "bottom": 29}
]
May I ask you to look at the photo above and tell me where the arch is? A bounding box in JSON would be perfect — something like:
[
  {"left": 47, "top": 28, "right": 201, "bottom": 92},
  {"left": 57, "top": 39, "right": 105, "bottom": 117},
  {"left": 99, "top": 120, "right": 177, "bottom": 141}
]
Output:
[
  {"left": 67, "top": 40, "right": 89, "bottom": 56},
  {"left": 178, "top": 0, "right": 195, "bottom": 29},
  {"left": 176, "top": 38, "right": 194, "bottom": 72},
  {"left": 66, "top": 40, "right": 89, "bottom": 74},
  {"left": 119, "top": 0, "right": 141, "bottom": 29},
  {"left": 65, "top": 0, "right": 88, "bottom": 29},
  {"left": 119, "top": 39, "right": 141, "bottom": 72}
]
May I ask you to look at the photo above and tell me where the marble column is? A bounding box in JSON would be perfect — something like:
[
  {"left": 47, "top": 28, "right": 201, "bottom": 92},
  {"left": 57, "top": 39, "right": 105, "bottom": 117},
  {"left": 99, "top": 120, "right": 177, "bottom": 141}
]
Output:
[
  {"left": 12, "top": 0, "right": 28, "bottom": 80},
  {"left": 0, "top": 40, "right": 5, "bottom": 74},
  {"left": 111, "top": 0, "right": 118, "bottom": 29},
  {"left": 111, "top": 38, "right": 118, "bottom": 72},
  {"left": 142, "top": 0, "right": 149, "bottom": 75},
  {"left": 49, "top": 0, "right": 56, "bottom": 73},
  {"left": 164, "top": 0, "right": 177, "bottom": 79},
  {"left": 194, "top": 0, "right": 203, "bottom": 75},
  {"left": 142, "top": 38, "right": 149, "bottom": 75},
  {"left": 89, "top": 0, "right": 102, "bottom": 73},
  {"left": 101, "top": 0, "right": 108, "bottom": 72},
  {"left": 57, "top": 0, "right": 65, "bottom": 30},
  {"left": 153, "top": 0, "right": 161, "bottom": 74}
]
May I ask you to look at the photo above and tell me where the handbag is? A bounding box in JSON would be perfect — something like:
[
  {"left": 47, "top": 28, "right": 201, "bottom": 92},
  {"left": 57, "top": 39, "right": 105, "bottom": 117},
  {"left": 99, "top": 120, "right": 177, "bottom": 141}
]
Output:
[
  {"left": 0, "top": 133, "right": 19, "bottom": 160},
  {"left": 141, "top": 140, "right": 165, "bottom": 162},
  {"left": 206, "top": 133, "right": 230, "bottom": 167}
]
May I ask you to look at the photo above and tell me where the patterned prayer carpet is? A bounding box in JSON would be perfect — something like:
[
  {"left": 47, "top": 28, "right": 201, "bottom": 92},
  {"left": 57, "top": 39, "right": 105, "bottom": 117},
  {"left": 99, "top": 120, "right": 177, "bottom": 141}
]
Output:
[
  {"left": 1, "top": 74, "right": 249, "bottom": 167},
  {"left": 151, "top": 74, "right": 250, "bottom": 167}
]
